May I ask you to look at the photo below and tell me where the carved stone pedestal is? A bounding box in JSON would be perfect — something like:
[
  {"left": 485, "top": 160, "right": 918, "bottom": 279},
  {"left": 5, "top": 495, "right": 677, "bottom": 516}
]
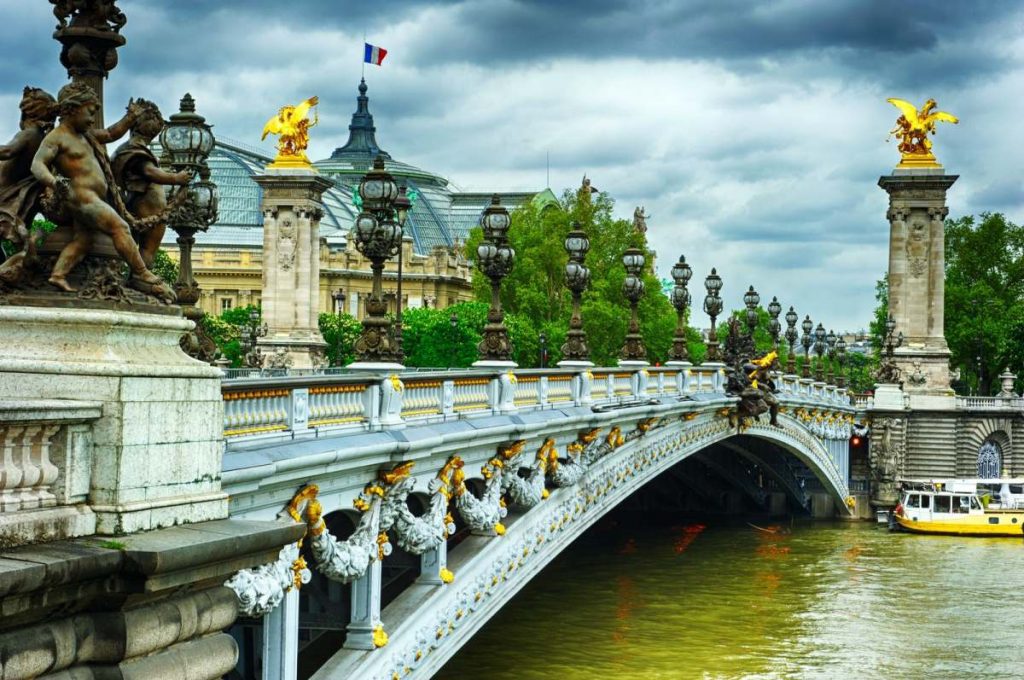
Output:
[
  {"left": 879, "top": 169, "right": 958, "bottom": 402},
  {"left": 254, "top": 168, "right": 334, "bottom": 370},
  {"left": 0, "top": 305, "right": 227, "bottom": 534}
]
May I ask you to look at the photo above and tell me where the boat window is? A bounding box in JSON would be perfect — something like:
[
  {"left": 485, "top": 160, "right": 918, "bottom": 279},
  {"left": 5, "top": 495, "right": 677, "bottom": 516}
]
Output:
[
  {"left": 906, "top": 494, "right": 920, "bottom": 508},
  {"left": 933, "top": 495, "right": 952, "bottom": 513},
  {"left": 953, "top": 496, "right": 970, "bottom": 513},
  {"left": 970, "top": 496, "right": 983, "bottom": 510},
  {"left": 920, "top": 494, "right": 930, "bottom": 509}
]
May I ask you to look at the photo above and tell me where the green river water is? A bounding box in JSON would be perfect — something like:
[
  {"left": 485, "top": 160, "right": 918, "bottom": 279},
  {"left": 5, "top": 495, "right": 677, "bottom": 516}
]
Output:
[{"left": 436, "top": 513, "right": 1024, "bottom": 678}]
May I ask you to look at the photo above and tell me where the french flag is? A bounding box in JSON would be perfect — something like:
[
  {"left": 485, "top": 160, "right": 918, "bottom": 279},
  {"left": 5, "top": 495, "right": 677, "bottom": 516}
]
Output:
[{"left": 364, "top": 43, "right": 387, "bottom": 66}]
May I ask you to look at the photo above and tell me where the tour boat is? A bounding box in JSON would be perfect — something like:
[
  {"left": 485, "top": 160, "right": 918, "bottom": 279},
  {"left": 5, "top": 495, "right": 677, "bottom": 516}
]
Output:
[{"left": 892, "top": 479, "right": 1024, "bottom": 537}]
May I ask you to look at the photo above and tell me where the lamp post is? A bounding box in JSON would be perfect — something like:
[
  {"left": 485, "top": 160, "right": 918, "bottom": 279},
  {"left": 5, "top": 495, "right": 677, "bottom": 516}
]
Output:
[
  {"left": 352, "top": 157, "right": 403, "bottom": 365},
  {"left": 332, "top": 289, "right": 345, "bottom": 314},
  {"left": 813, "top": 323, "right": 827, "bottom": 382},
  {"left": 539, "top": 332, "right": 548, "bottom": 368},
  {"left": 703, "top": 268, "right": 724, "bottom": 362},
  {"left": 619, "top": 247, "right": 647, "bottom": 362},
  {"left": 835, "top": 336, "right": 847, "bottom": 388},
  {"left": 800, "top": 315, "right": 813, "bottom": 379},
  {"left": 242, "top": 307, "right": 268, "bottom": 369},
  {"left": 668, "top": 255, "right": 693, "bottom": 363},
  {"left": 782, "top": 307, "right": 798, "bottom": 374},
  {"left": 560, "top": 222, "right": 591, "bottom": 364},
  {"left": 876, "top": 314, "right": 904, "bottom": 384},
  {"left": 449, "top": 311, "right": 459, "bottom": 368},
  {"left": 768, "top": 297, "right": 782, "bottom": 351},
  {"left": 825, "top": 329, "right": 837, "bottom": 384},
  {"left": 475, "top": 195, "right": 515, "bottom": 364},
  {"left": 743, "top": 285, "right": 760, "bottom": 337},
  {"left": 393, "top": 185, "right": 412, "bottom": 357},
  {"left": 160, "top": 93, "right": 218, "bottom": 362}
]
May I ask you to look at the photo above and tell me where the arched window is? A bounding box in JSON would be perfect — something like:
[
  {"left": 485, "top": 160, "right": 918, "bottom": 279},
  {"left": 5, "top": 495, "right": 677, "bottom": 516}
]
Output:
[{"left": 977, "top": 440, "right": 1002, "bottom": 478}]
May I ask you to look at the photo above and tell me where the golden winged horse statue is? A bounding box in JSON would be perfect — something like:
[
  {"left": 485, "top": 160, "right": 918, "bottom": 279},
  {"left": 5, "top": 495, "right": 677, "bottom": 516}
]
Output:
[
  {"left": 261, "top": 95, "right": 319, "bottom": 168},
  {"left": 886, "top": 98, "right": 958, "bottom": 168}
]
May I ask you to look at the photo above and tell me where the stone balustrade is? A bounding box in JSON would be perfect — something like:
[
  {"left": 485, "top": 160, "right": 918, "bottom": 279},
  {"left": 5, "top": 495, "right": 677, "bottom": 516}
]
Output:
[
  {"left": 220, "top": 364, "right": 741, "bottom": 446},
  {"left": 0, "top": 400, "right": 102, "bottom": 545},
  {"left": 219, "top": 365, "right": 851, "bottom": 447},
  {"left": 955, "top": 395, "right": 1024, "bottom": 411}
]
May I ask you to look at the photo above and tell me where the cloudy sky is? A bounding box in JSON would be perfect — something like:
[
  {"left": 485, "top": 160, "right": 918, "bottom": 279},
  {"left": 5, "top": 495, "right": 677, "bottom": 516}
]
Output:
[{"left": 2, "top": 0, "right": 1022, "bottom": 331}]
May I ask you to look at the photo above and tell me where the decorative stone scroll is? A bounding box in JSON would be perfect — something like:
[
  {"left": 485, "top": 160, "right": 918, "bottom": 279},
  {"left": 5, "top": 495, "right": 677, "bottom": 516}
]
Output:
[{"left": 224, "top": 542, "right": 311, "bottom": 618}]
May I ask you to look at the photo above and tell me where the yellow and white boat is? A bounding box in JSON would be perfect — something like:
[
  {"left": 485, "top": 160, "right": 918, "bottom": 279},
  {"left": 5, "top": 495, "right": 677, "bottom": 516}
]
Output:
[{"left": 893, "top": 479, "right": 1024, "bottom": 537}]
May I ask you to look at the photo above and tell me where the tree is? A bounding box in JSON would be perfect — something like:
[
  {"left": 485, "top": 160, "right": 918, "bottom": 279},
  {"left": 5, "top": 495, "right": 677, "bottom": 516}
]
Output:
[
  {"left": 319, "top": 312, "right": 362, "bottom": 367},
  {"left": 151, "top": 249, "right": 179, "bottom": 285},
  {"left": 869, "top": 278, "right": 888, "bottom": 354},
  {"left": 465, "top": 185, "right": 695, "bottom": 367},
  {"left": 945, "top": 213, "right": 1024, "bottom": 394}
]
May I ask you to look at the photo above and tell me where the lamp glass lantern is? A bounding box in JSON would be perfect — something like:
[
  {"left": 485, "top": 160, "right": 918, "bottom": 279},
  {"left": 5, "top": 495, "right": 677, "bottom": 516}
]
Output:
[
  {"left": 671, "top": 256, "right": 692, "bottom": 286},
  {"left": 159, "top": 93, "right": 215, "bottom": 172},
  {"left": 622, "top": 248, "right": 645, "bottom": 276}
]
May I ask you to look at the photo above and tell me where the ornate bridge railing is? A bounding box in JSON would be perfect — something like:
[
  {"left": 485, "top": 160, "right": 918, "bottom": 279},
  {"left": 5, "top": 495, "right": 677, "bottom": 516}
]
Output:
[{"left": 220, "top": 364, "right": 745, "bottom": 447}]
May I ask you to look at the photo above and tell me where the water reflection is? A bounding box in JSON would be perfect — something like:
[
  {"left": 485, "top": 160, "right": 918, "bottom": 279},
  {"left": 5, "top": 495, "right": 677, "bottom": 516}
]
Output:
[{"left": 436, "top": 512, "right": 1024, "bottom": 678}]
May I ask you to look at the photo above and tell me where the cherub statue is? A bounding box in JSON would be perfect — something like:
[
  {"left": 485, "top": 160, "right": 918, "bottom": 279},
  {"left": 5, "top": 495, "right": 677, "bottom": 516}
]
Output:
[
  {"left": 111, "top": 98, "right": 191, "bottom": 269},
  {"left": 30, "top": 82, "right": 172, "bottom": 301},
  {"left": 0, "top": 87, "right": 57, "bottom": 281},
  {"left": 50, "top": 0, "right": 126, "bottom": 32},
  {"left": 886, "top": 98, "right": 958, "bottom": 166},
  {"left": 261, "top": 96, "right": 319, "bottom": 166}
]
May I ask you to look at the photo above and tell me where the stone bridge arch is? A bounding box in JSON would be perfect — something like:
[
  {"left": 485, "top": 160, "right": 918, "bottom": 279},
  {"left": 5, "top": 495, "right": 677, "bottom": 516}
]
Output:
[{"left": 311, "top": 411, "right": 851, "bottom": 679}]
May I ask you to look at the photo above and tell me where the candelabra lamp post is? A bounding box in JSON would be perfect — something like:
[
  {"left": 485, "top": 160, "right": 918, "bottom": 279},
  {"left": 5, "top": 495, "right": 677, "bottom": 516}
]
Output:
[
  {"left": 352, "top": 157, "right": 404, "bottom": 366},
  {"left": 619, "top": 247, "right": 648, "bottom": 363},
  {"left": 242, "top": 307, "right": 268, "bottom": 369},
  {"left": 767, "top": 297, "right": 782, "bottom": 351},
  {"left": 160, "top": 93, "right": 218, "bottom": 362},
  {"left": 784, "top": 306, "right": 799, "bottom": 373},
  {"left": 875, "top": 314, "right": 905, "bottom": 384},
  {"left": 703, "top": 268, "right": 724, "bottom": 362},
  {"left": 560, "top": 222, "right": 592, "bottom": 365},
  {"left": 668, "top": 255, "right": 692, "bottom": 363},
  {"left": 475, "top": 195, "right": 515, "bottom": 365},
  {"left": 539, "top": 332, "right": 548, "bottom": 368},
  {"left": 835, "top": 336, "right": 847, "bottom": 388},
  {"left": 800, "top": 315, "right": 813, "bottom": 379},
  {"left": 743, "top": 285, "right": 760, "bottom": 337},
  {"left": 813, "top": 323, "right": 827, "bottom": 382},
  {"left": 825, "top": 329, "right": 837, "bottom": 384},
  {"left": 393, "top": 185, "right": 413, "bottom": 356}
]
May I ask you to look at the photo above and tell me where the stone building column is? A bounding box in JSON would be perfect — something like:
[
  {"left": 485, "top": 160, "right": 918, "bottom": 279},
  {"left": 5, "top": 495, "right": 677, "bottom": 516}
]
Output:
[
  {"left": 878, "top": 170, "right": 958, "bottom": 406},
  {"left": 254, "top": 169, "right": 334, "bottom": 370}
]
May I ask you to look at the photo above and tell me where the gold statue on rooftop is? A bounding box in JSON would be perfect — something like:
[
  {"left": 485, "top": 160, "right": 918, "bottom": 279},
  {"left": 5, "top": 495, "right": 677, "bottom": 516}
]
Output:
[
  {"left": 261, "top": 96, "right": 319, "bottom": 169},
  {"left": 887, "top": 98, "right": 958, "bottom": 168}
]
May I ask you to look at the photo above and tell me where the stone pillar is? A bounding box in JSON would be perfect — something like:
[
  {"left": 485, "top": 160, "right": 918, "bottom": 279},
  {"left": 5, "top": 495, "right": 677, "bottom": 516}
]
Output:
[
  {"left": 345, "top": 559, "right": 383, "bottom": 650},
  {"left": 254, "top": 169, "right": 334, "bottom": 370},
  {"left": 418, "top": 541, "right": 447, "bottom": 586},
  {"left": 262, "top": 587, "right": 299, "bottom": 680},
  {"left": 878, "top": 170, "right": 958, "bottom": 405}
]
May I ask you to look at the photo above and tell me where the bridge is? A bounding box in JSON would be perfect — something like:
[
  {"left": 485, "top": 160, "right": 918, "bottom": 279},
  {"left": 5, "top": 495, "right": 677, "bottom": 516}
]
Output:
[{"left": 218, "top": 362, "right": 855, "bottom": 679}]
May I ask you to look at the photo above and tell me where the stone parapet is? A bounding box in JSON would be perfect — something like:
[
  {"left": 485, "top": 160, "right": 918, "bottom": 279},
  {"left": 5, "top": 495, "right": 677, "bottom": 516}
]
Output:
[{"left": 0, "top": 518, "right": 304, "bottom": 679}]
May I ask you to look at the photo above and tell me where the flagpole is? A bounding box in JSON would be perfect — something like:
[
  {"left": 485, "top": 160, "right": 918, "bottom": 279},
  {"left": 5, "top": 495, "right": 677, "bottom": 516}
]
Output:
[{"left": 362, "top": 30, "right": 366, "bottom": 79}]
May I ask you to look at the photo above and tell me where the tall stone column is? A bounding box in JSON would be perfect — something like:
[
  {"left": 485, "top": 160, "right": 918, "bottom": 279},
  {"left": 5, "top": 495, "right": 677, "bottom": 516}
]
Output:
[
  {"left": 878, "top": 170, "right": 958, "bottom": 405},
  {"left": 254, "top": 169, "right": 334, "bottom": 370}
]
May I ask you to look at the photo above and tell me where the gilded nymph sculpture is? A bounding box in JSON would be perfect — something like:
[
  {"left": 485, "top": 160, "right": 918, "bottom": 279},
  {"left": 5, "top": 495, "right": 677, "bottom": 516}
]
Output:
[
  {"left": 261, "top": 96, "right": 319, "bottom": 168},
  {"left": 887, "top": 98, "right": 958, "bottom": 168}
]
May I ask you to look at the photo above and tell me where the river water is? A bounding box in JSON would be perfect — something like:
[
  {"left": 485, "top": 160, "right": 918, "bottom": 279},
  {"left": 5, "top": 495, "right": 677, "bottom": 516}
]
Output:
[{"left": 436, "top": 512, "right": 1024, "bottom": 678}]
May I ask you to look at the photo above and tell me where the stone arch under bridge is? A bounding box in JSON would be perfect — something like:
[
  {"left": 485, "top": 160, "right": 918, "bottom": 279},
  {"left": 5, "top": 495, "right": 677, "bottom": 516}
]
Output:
[{"left": 294, "top": 412, "right": 851, "bottom": 679}]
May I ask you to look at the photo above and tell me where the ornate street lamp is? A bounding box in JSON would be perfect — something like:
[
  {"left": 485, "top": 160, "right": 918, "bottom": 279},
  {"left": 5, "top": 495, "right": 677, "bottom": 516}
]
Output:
[
  {"left": 476, "top": 195, "right": 515, "bottom": 363},
  {"left": 813, "top": 323, "right": 827, "bottom": 382},
  {"left": 767, "top": 296, "right": 782, "bottom": 350},
  {"left": 393, "top": 185, "right": 413, "bottom": 356},
  {"left": 560, "top": 222, "right": 591, "bottom": 363},
  {"left": 800, "top": 315, "right": 814, "bottom": 379},
  {"left": 352, "top": 157, "right": 403, "bottom": 364},
  {"left": 242, "top": 307, "right": 268, "bottom": 369},
  {"left": 668, "top": 255, "right": 692, "bottom": 362},
  {"left": 835, "top": 336, "right": 848, "bottom": 388},
  {"left": 825, "top": 329, "right": 838, "bottom": 384},
  {"left": 743, "top": 285, "right": 760, "bottom": 337},
  {"left": 539, "top": 332, "right": 548, "bottom": 368},
  {"left": 619, "top": 247, "right": 647, "bottom": 362},
  {"left": 876, "top": 313, "right": 905, "bottom": 384},
  {"left": 160, "top": 93, "right": 219, "bottom": 362},
  {"left": 784, "top": 306, "right": 799, "bottom": 374},
  {"left": 703, "top": 268, "right": 724, "bottom": 362}
]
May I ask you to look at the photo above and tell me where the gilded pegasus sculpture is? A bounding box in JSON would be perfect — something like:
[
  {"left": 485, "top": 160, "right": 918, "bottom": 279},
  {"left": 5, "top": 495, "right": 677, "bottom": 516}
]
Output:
[
  {"left": 887, "top": 98, "right": 958, "bottom": 168},
  {"left": 261, "top": 95, "right": 319, "bottom": 168}
]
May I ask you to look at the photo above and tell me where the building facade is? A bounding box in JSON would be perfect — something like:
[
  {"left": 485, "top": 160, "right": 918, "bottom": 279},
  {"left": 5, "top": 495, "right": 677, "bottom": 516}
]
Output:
[{"left": 163, "top": 80, "right": 555, "bottom": 319}]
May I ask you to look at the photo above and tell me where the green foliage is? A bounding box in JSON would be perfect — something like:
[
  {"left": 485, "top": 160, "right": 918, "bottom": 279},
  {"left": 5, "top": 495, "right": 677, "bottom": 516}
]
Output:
[
  {"left": 869, "top": 278, "right": 888, "bottom": 355},
  {"left": 319, "top": 312, "right": 362, "bottom": 367},
  {"left": 99, "top": 540, "right": 126, "bottom": 550},
  {"left": 844, "top": 351, "right": 877, "bottom": 393},
  {"left": 151, "top": 249, "right": 179, "bottom": 284},
  {"left": 465, "top": 184, "right": 698, "bottom": 367},
  {"left": 944, "top": 213, "right": 1024, "bottom": 394},
  {"left": 1, "top": 219, "right": 57, "bottom": 259}
]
